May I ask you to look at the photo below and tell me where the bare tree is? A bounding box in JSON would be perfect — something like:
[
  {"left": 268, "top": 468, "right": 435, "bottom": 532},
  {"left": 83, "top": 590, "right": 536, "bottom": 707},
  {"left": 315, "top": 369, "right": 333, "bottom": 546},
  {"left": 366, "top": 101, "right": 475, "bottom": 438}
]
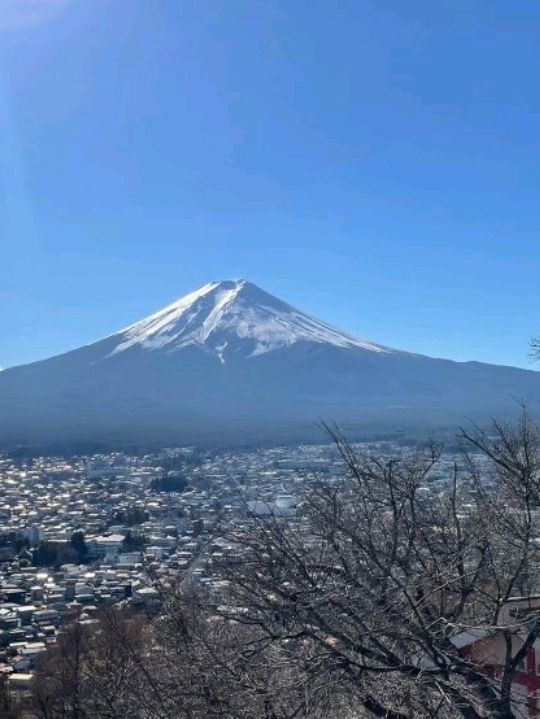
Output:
[
  {"left": 30, "top": 607, "right": 149, "bottom": 719},
  {"left": 28, "top": 410, "right": 540, "bottom": 718},
  {"left": 0, "top": 673, "right": 20, "bottom": 719},
  {"left": 211, "top": 413, "right": 540, "bottom": 718},
  {"left": 529, "top": 337, "right": 540, "bottom": 362},
  {"left": 148, "top": 589, "right": 357, "bottom": 719}
]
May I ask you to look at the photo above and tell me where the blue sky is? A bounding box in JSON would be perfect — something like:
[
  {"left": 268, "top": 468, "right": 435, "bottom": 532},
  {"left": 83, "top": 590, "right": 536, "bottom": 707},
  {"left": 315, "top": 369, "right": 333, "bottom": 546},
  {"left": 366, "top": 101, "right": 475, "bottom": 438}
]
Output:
[{"left": 1, "top": 0, "right": 539, "bottom": 369}]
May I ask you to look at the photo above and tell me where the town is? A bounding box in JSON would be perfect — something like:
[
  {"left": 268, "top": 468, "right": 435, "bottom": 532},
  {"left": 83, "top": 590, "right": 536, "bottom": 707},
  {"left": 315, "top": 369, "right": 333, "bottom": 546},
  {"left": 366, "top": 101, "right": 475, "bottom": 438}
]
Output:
[{"left": 0, "top": 438, "right": 461, "bottom": 700}]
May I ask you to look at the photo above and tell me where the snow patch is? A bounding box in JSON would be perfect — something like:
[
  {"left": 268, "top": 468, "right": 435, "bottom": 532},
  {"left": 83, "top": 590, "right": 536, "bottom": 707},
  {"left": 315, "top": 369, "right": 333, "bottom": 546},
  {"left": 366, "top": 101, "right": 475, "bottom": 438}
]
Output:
[{"left": 108, "top": 280, "right": 394, "bottom": 361}]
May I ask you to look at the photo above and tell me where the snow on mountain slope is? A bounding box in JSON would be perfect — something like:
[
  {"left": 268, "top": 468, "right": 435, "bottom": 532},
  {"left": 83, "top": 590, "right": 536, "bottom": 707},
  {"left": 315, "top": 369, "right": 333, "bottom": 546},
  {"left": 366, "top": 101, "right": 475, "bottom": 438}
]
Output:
[
  {"left": 1, "top": 278, "right": 540, "bottom": 447},
  {"left": 109, "top": 279, "right": 391, "bottom": 361}
]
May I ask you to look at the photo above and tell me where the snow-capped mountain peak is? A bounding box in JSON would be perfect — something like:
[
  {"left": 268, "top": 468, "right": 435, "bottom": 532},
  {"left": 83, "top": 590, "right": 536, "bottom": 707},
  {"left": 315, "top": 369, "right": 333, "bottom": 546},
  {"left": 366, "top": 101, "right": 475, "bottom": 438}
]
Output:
[
  {"left": 110, "top": 279, "right": 390, "bottom": 361},
  {"left": 2, "top": 279, "right": 540, "bottom": 448}
]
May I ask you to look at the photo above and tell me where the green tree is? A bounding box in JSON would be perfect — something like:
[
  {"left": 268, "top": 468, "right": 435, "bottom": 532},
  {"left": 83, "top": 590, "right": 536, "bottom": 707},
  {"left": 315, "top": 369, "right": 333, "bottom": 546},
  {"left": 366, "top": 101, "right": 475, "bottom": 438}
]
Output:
[
  {"left": 122, "top": 531, "right": 145, "bottom": 552},
  {"left": 70, "top": 531, "right": 89, "bottom": 563}
]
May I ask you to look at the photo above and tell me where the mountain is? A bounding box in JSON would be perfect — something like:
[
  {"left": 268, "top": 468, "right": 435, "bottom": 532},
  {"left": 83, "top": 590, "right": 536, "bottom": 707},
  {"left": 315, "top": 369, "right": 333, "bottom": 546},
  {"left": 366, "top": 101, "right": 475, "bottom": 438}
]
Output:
[{"left": 1, "top": 279, "right": 539, "bottom": 447}]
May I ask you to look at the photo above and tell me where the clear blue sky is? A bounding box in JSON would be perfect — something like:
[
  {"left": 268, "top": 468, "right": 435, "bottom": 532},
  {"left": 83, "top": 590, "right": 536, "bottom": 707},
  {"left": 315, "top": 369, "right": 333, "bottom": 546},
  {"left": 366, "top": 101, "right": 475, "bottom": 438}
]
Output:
[{"left": 1, "top": 0, "right": 539, "bottom": 369}]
